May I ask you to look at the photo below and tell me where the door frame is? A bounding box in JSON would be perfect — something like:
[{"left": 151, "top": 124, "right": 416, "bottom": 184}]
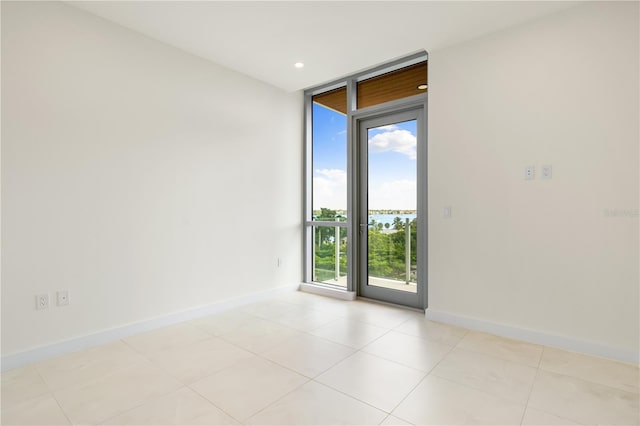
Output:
[{"left": 350, "top": 96, "right": 428, "bottom": 310}]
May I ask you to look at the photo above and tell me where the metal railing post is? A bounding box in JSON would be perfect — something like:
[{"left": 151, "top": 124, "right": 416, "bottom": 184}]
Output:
[
  {"left": 405, "top": 218, "right": 411, "bottom": 284},
  {"left": 312, "top": 227, "right": 316, "bottom": 281},
  {"left": 335, "top": 224, "right": 340, "bottom": 281}
]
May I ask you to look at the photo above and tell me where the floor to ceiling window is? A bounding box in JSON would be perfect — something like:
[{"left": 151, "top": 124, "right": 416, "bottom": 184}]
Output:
[
  {"left": 304, "top": 52, "right": 428, "bottom": 309},
  {"left": 310, "top": 87, "right": 348, "bottom": 287}
]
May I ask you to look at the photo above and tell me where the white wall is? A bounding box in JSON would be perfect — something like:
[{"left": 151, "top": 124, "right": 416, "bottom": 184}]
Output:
[
  {"left": 428, "top": 1, "right": 639, "bottom": 361},
  {"left": 1, "top": 1, "right": 302, "bottom": 357}
]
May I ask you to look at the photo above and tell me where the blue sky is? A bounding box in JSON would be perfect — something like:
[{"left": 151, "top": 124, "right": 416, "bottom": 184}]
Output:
[{"left": 313, "top": 103, "right": 417, "bottom": 211}]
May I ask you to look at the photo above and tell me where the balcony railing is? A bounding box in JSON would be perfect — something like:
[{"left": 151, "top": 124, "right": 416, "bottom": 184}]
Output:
[{"left": 312, "top": 217, "right": 416, "bottom": 291}]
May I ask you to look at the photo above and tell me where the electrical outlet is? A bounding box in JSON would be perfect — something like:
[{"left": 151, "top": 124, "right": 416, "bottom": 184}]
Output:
[
  {"left": 541, "top": 164, "right": 552, "bottom": 179},
  {"left": 35, "top": 294, "right": 49, "bottom": 310},
  {"left": 525, "top": 166, "right": 535, "bottom": 180},
  {"left": 57, "top": 290, "right": 69, "bottom": 306}
]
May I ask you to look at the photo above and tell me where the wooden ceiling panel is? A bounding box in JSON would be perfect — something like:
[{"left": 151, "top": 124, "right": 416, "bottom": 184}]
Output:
[
  {"left": 313, "top": 87, "right": 347, "bottom": 115},
  {"left": 357, "top": 62, "right": 428, "bottom": 109},
  {"left": 312, "top": 61, "right": 427, "bottom": 114}
]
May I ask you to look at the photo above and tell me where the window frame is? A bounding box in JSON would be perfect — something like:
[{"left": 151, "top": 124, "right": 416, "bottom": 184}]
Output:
[{"left": 303, "top": 51, "right": 428, "bottom": 295}]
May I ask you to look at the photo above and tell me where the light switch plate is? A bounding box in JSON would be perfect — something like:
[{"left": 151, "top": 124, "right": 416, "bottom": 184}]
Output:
[
  {"left": 525, "top": 166, "right": 535, "bottom": 180},
  {"left": 36, "top": 294, "right": 49, "bottom": 310},
  {"left": 57, "top": 290, "right": 70, "bottom": 306}
]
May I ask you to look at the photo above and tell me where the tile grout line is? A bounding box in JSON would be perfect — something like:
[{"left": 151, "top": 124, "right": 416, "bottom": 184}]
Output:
[
  {"left": 34, "top": 344, "right": 174, "bottom": 426},
  {"left": 30, "top": 366, "right": 74, "bottom": 426},
  {"left": 518, "top": 346, "right": 545, "bottom": 425},
  {"left": 520, "top": 346, "right": 598, "bottom": 426},
  {"left": 50, "top": 391, "right": 74, "bottom": 426},
  {"left": 238, "top": 296, "right": 454, "bottom": 423},
  {"left": 378, "top": 414, "right": 392, "bottom": 426},
  {"left": 186, "top": 381, "right": 246, "bottom": 425},
  {"left": 240, "top": 377, "right": 313, "bottom": 424},
  {"left": 96, "top": 384, "right": 185, "bottom": 426},
  {"left": 12, "top": 293, "right": 634, "bottom": 425},
  {"left": 536, "top": 345, "right": 640, "bottom": 395},
  {"left": 384, "top": 342, "right": 457, "bottom": 422},
  {"left": 91, "top": 339, "right": 212, "bottom": 425},
  {"left": 534, "top": 366, "right": 640, "bottom": 397},
  {"left": 433, "top": 374, "right": 531, "bottom": 414},
  {"left": 307, "top": 377, "right": 395, "bottom": 418}
]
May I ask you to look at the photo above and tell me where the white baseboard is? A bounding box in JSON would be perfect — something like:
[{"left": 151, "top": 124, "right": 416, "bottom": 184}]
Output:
[
  {"left": 425, "top": 308, "right": 639, "bottom": 365},
  {"left": 1, "top": 284, "right": 299, "bottom": 372},
  {"left": 300, "top": 282, "right": 356, "bottom": 301}
]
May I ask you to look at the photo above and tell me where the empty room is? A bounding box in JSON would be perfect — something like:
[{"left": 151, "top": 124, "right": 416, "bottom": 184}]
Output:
[{"left": 1, "top": 1, "right": 638, "bottom": 425}]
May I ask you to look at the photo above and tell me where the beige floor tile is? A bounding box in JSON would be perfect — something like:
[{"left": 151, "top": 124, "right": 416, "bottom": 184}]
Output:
[
  {"left": 528, "top": 370, "right": 639, "bottom": 425},
  {"left": 1, "top": 366, "right": 50, "bottom": 408},
  {"left": 362, "top": 330, "right": 452, "bottom": 372},
  {"left": 277, "top": 290, "right": 322, "bottom": 306},
  {"left": 393, "top": 318, "right": 468, "bottom": 346},
  {"left": 380, "top": 414, "right": 414, "bottom": 425},
  {"left": 35, "top": 341, "right": 147, "bottom": 391},
  {"left": 315, "top": 352, "right": 425, "bottom": 412},
  {"left": 9, "top": 292, "right": 637, "bottom": 426},
  {"left": 278, "top": 290, "right": 345, "bottom": 308},
  {"left": 146, "top": 336, "right": 254, "bottom": 384},
  {"left": 540, "top": 346, "right": 639, "bottom": 393},
  {"left": 123, "top": 322, "right": 212, "bottom": 356},
  {"left": 54, "top": 361, "right": 182, "bottom": 425},
  {"left": 240, "top": 300, "right": 307, "bottom": 321},
  {"left": 392, "top": 375, "right": 526, "bottom": 425},
  {"left": 347, "top": 303, "right": 419, "bottom": 329},
  {"left": 457, "top": 331, "right": 543, "bottom": 367},
  {"left": 280, "top": 292, "right": 354, "bottom": 317},
  {"left": 100, "top": 387, "right": 238, "bottom": 425},
  {"left": 310, "top": 318, "right": 389, "bottom": 349},
  {"left": 217, "top": 316, "right": 303, "bottom": 354},
  {"left": 270, "top": 307, "right": 341, "bottom": 332},
  {"left": 192, "top": 310, "right": 257, "bottom": 336},
  {"left": 245, "top": 381, "right": 386, "bottom": 425},
  {"left": 262, "top": 333, "right": 355, "bottom": 378},
  {"left": 1, "top": 393, "right": 70, "bottom": 425},
  {"left": 190, "top": 355, "right": 307, "bottom": 421},
  {"left": 431, "top": 347, "right": 537, "bottom": 404},
  {"left": 521, "top": 407, "right": 581, "bottom": 425}
]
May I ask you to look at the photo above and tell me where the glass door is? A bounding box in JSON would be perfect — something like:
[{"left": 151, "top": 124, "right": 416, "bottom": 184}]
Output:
[{"left": 358, "top": 108, "right": 426, "bottom": 309}]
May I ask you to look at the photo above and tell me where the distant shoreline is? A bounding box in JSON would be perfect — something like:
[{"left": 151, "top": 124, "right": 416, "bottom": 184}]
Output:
[{"left": 313, "top": 209, "right": 417, "bottom": 216}]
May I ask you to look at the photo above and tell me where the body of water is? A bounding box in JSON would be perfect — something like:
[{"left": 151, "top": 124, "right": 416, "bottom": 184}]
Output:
[{"left": 369, "top": 213, "right": 416, "bottom": 227}]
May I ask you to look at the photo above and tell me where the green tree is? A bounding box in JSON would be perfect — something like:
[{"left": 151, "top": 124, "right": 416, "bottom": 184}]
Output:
[{"left": 392, "top": 216, "right": 404, "bottom": 230}]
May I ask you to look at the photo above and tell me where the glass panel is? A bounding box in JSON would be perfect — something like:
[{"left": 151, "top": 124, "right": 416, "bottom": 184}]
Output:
[
  {"left": 367, "top": 119, "right": 418, "bottom": 293},
  {"left": 312, "top": 88, "right": 347, "bottom": 221},
  {"left": 357, "top": 62, "right": 427, "bottom": 110},
  {"left": 312, "top": 225, "right": 347, "bottom": 287}
]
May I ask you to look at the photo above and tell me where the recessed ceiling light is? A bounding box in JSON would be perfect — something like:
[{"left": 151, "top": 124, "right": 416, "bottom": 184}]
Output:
[
  {"left": 417, "top": 84, "right": 428, "bottom": 90},
  {"left": 294, "top": 62, "right": 304, "bottom": 69}
]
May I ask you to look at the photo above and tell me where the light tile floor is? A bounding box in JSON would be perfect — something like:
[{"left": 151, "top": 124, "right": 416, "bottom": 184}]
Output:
[{"left": 2, "top": 291, "right": 639, "bottom": 425}]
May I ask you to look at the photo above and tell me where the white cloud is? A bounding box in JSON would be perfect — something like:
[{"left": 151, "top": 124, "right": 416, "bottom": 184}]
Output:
[
  {"left": 374, "top": 124, "right": 399, "bottom": 132},
  {"left": 313, "top": 169, "right": 347, "bottom": 210},
  {"left": 313, "top": 169, "right": 416, "bottom": 210},
  {"left": 369, "top": 179, "right": 416, "bottom": 210},
  {"left": 368, "top": 129, "right": 416, "bottom": 160}
]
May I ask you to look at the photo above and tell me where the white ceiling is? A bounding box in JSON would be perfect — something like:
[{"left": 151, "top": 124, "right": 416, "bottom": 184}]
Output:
[{"left": 71, "top": 1, "right": 580, "bottom": 92}]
